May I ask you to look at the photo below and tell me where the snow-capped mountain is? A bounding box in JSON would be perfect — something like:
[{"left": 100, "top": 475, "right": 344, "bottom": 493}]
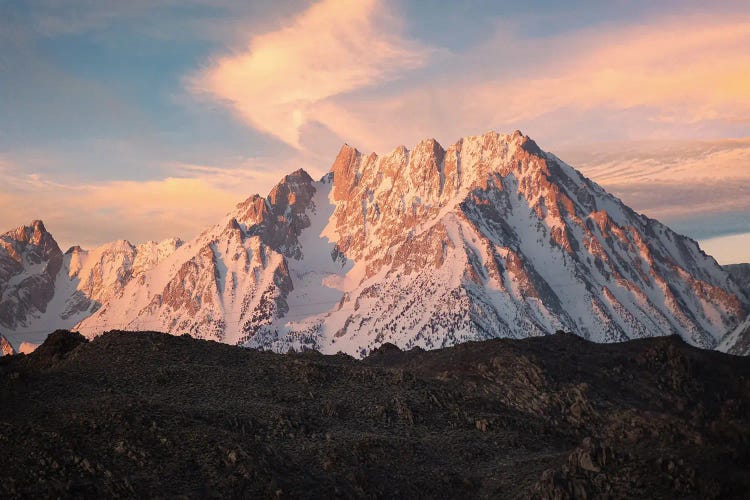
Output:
[
  {"left": 0, "top": 220, "right": 182, "bottom": 349},
  {"left": 2, "top": 131, "right": 748, "bottom": 356}
]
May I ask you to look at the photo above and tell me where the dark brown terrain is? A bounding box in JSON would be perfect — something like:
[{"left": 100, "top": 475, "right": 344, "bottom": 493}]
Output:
[{"left": 1, "top": 329, "right": 749, "bottom": 499}]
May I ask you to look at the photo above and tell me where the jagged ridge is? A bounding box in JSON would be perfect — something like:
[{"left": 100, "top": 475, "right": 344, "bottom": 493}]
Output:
[{"left": 1, "top": 131, "right": 748, "bottom": 355}]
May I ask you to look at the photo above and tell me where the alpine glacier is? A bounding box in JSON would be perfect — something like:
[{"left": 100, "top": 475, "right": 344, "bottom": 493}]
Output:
[{"left": 1, "top": 131, "right": 748, "bottom": 356}]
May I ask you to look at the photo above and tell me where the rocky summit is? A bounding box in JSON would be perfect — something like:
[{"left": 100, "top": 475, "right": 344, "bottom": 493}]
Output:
[
  {"left": 1, "top": 131, "right": 748, "bottom": 356},
  {"left": 0, "top": 329, "right": 748, "bottom": 498}
]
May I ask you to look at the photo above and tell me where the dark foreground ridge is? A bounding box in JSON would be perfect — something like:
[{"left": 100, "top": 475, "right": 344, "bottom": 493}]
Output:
[{"left": 1, "top": 330, "right": 749, "bottom": 498}]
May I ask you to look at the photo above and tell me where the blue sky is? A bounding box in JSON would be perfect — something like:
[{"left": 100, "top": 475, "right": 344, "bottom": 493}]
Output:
[{"left": 1, "top": 0, "right": 749, "bottom": 262}]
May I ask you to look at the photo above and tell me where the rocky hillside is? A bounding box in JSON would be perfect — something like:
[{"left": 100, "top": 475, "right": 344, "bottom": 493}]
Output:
[
  {"left": 0, "top": 330, "right": 748, "bottom": 498},
  {"left": 2, "top": 131, "right": 748, "bottom": 355}
]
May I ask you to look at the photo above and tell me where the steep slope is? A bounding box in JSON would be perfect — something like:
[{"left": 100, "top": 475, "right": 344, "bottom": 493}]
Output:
[
  {"left": 725, "top": 263, "right": 750, "bottom": 293},
  {"left": 0, "top": 220, "right": 63, "bottom": 342},
  {"left": 0, "top": 222, "right": 182, "bottom": 349},
  {"left": 720, "top": 263, "right": 750, "bottom": 355},
  {"left": 720, "top": 316, "right": 750, "bottom": 355},
  {"left": 76, "top": 170, "right": 317, "bottom": 343},
  {"left": 75, "top": 131, "right": 748, "bottom": 356}
]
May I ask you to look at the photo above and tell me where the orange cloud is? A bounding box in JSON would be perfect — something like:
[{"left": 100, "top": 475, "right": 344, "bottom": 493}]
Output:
[
  {"left": 557, "top": 138, "right": 750, "bottom": 221},
  {"left": 321, "top": 15, "right": 750, "bottom": 152},
  {"left": 191, "top": 0, "right": 432, "bottom": 149},
  {"left": 0, "top": 159, "right": 287, "bottom": 249}
]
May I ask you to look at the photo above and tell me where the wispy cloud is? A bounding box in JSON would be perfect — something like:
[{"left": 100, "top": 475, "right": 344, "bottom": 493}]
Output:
[
  {"left": 189, "top": 5, "right": 750, "bottom": 160},
  {"left": 0, "top": 157, "right": 290, "bottom": 250},
  {"left": 302, "top": 13, "right": 750, "bottom": 153},
  {"left": 190, "top": 0, "right": 433, "bottom": 150},
  {"left": 558, "top": 138, "right": 750, "bottom": 239}
]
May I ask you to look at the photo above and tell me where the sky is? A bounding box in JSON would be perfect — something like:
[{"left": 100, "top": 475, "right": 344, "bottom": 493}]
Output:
[{"left": 1, "top": 0, "right": 749, "bottom": 263}]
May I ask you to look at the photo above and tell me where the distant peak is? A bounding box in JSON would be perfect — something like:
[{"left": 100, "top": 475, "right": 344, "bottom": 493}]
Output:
[
  {"left": 268, "top": 169, "right": 314, "bottom": 200},
  {"left": 3, "top": 219, "right": 58, "bottom": 249},
  {"left": 339, "top": 143, "right": 360, "bottom": 154},
  {"left": 285, "top": 168, "right": 314, "bottom": 183},
  {"left": 414, "top": 137, "right": 445, "bottom": 156},
  {"left": 330, "top": 143, "right": 361, "bottom": 174},
  {"left": 267, "top": 168, "right": 316, "bottom": 208}
]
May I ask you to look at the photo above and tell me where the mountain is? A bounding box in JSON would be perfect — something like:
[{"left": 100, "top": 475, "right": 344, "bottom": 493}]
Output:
[
  {"left": 2, "top": 131, "right": 748, "bottom": 355},
  {"left": 717, "top": 264, "right": 750, "bottom": 355},
  {"left": 0, "top": 220, "right": 63, "bottom": 336},
  {"left": 721, "top": 316, "right": 750, "bottom": 355},
  {"left": 0, "top": 221, "right": 182, "bottom": 350},
  {"left": 725, "top": 263, "right": 750, "bottom": 293},
  {"left": 1, "top": 329, "right": 749, "bottom": 497},
  {"left": 0, "top": 333, "right": 13, "bottom": 356},
  {"left": 69, "top": 131, "right": 747, "bottom": 355}
]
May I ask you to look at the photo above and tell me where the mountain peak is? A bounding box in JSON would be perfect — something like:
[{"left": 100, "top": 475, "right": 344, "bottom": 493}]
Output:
[
  {"left": 65, "top": 245, "right": 85, "bottom": 255},
  {"left": 282, "top": 168, "right": 314, "bottom": 184},
  {"left": 0, "top": 333, "right": 14, "bottom": 356},
  {"left": 268, "top": 168, "right": 314, "bottom": 207},
  {"left": 2, "top": 220, "right": 62, "bottom": 260},
  {"left": 3, "top": 219, "right": 54, "bottom": 246},
  {"left": 331, "top": 143, "right": 363, "bottom": 201}
]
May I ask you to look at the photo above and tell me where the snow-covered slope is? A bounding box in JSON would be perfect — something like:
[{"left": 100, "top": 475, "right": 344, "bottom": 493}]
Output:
[
  {"left": 720, "top": 315, "right": 750, "bottom": 355},
  {"left": 0, "top": 221, "right": 181, "bottom": 350},
  {"left": 73, "top": 131, "right": 749, "bottom": 356},
  {"left": 3, "top": 131, "right": 748, "bottom": 356},
  {"left": 74, "top": 170, "right": 315, "bottom": 343}
]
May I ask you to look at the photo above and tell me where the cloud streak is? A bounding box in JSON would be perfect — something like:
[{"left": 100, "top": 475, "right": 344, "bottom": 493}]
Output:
[
  {"left": 191, "top": 0, "right": 432, "bottom": 150},
  {"left": 557, "top": 138, "right": 750, "bottom": 244},
  {"left": 193, "top": 4, "right": 750, "bottom": 155},
  {"left": 313, "top": 14, "right": 750, "bottom": 152},
  {"left": 0, "top": 158, "right": 286, "bottom": 250}
]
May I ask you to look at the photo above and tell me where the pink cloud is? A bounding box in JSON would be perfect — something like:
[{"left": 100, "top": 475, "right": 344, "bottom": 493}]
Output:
[
  {"left": 0, "top": 158, "right": 287, "bottom": 249},
  {"left": 190, "top": 0, "right": 433, "bottom": 149},
  {"left": 307, "top": 14, "right": 750, "bottom": 153}
]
